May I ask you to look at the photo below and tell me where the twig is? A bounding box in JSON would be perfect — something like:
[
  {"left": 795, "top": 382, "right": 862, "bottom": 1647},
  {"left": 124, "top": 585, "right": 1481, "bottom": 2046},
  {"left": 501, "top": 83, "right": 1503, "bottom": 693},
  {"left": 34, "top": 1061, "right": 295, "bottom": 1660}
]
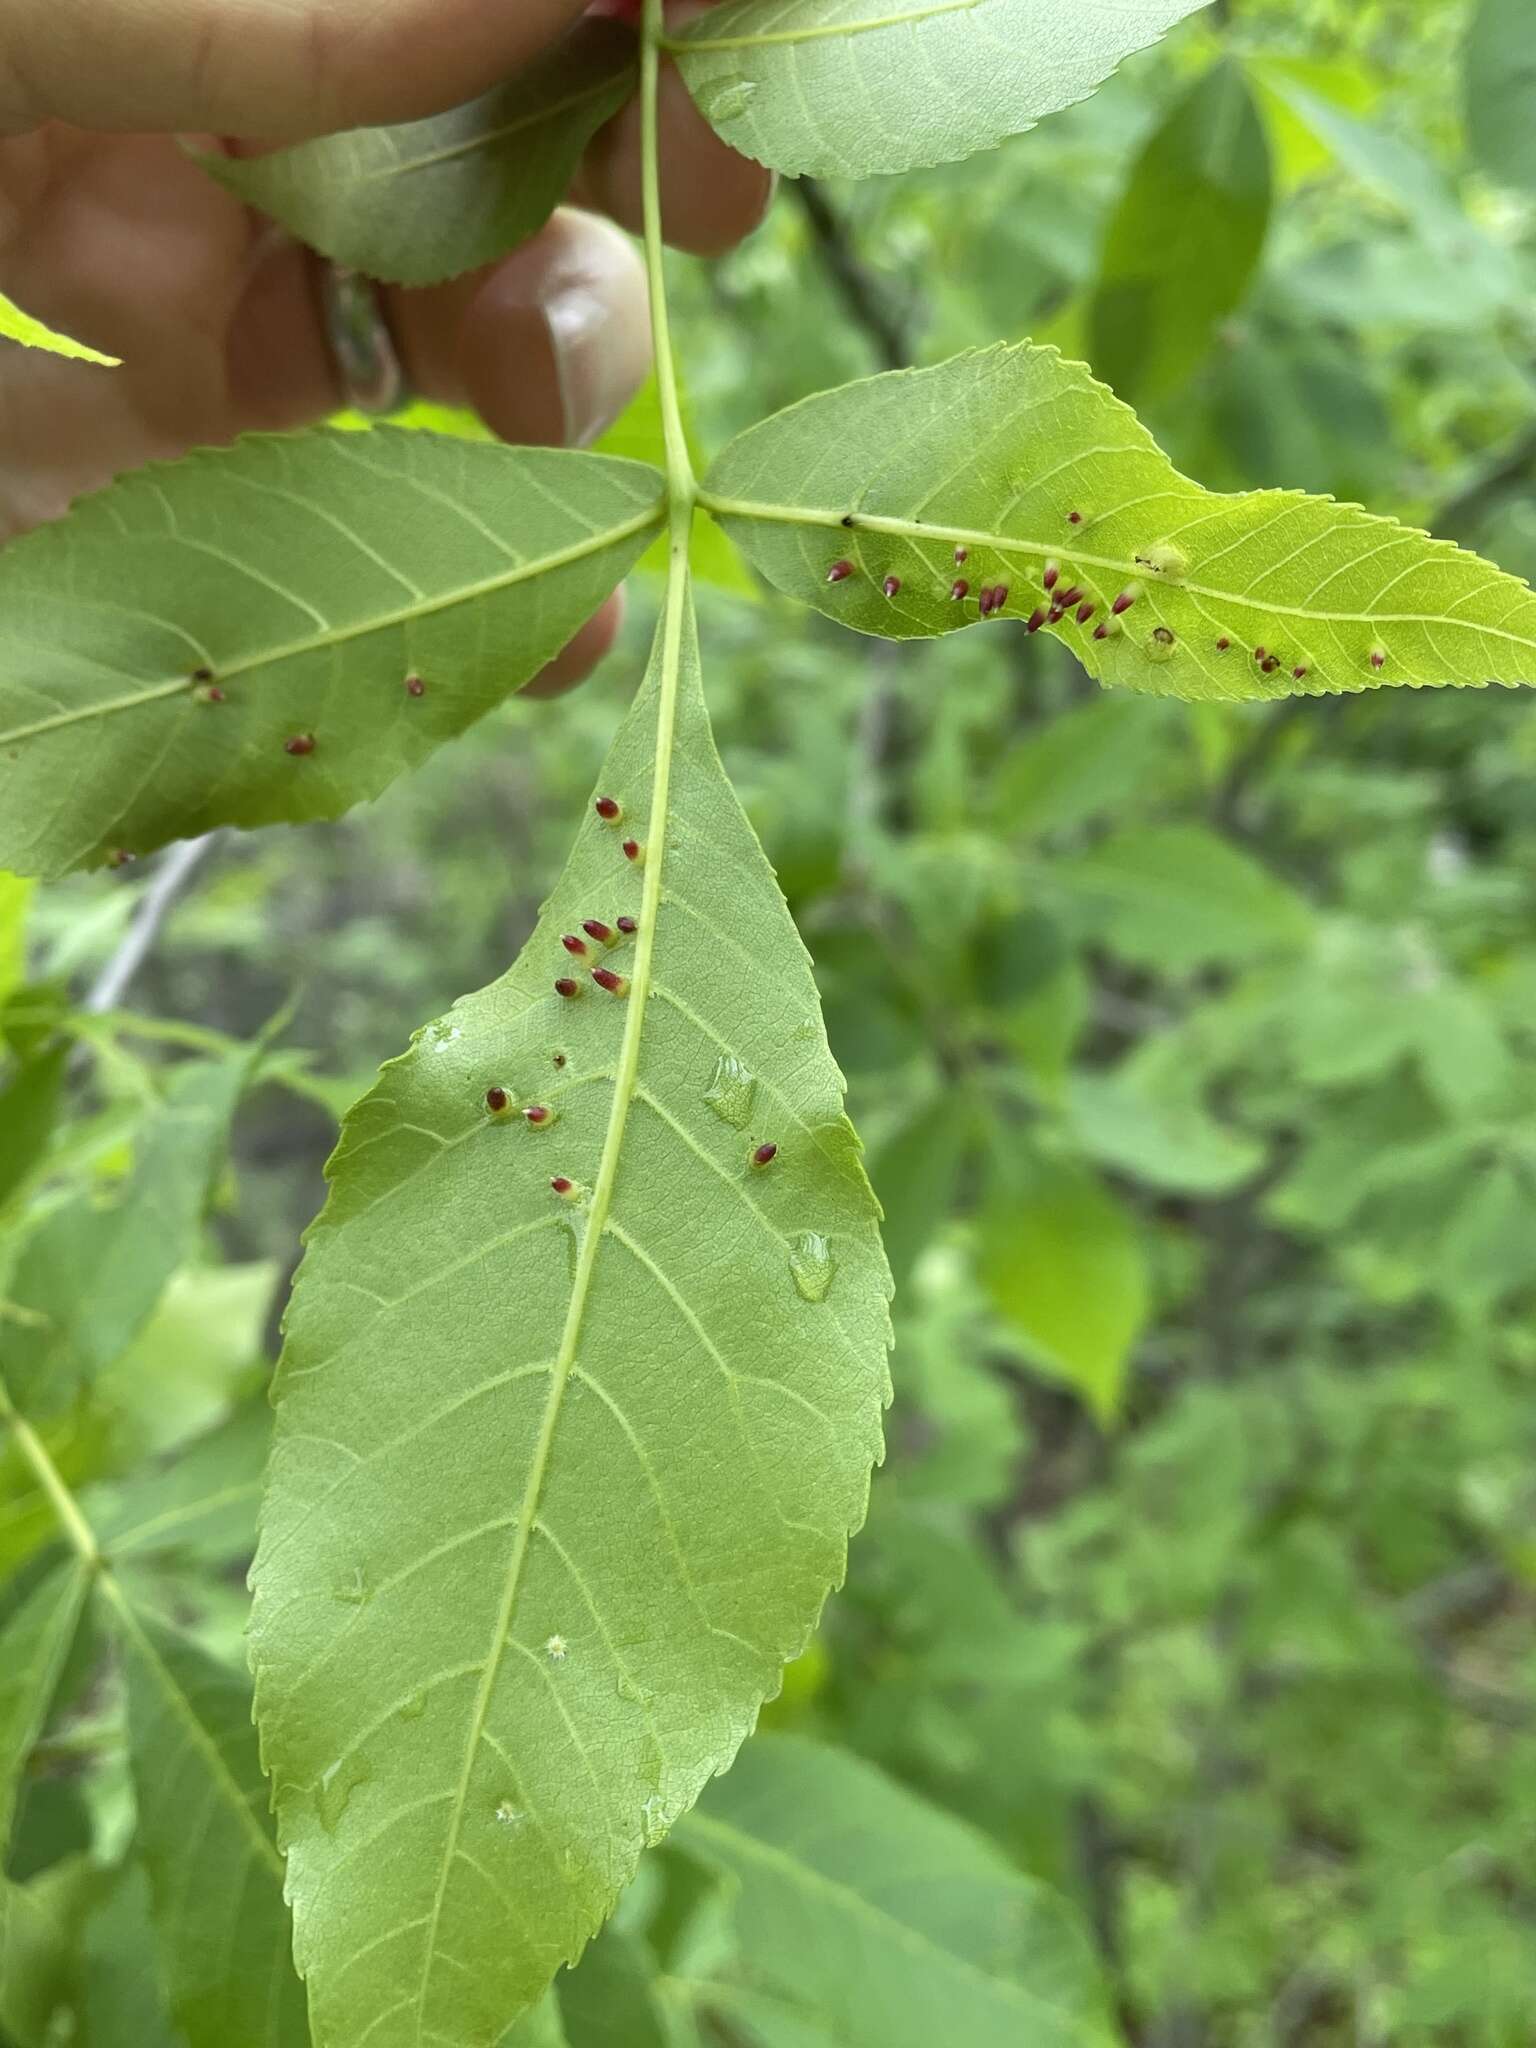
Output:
[
  {"left": 790, "top": 178, "right": 918, "bottom": 371},
  {"left": 84, "top": 834, "right": 221, "bottom": 1017}
]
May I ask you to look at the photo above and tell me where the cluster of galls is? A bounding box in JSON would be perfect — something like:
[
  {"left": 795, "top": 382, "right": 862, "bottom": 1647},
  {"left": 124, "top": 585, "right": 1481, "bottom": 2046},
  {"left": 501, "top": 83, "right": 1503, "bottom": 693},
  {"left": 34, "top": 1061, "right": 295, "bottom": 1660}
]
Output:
[
  {"left": 826, "top": 535, "right": 1397, "bottom": 684},
  {"left": 825, "top": 533, "right": 1150, "bottom": 646}
]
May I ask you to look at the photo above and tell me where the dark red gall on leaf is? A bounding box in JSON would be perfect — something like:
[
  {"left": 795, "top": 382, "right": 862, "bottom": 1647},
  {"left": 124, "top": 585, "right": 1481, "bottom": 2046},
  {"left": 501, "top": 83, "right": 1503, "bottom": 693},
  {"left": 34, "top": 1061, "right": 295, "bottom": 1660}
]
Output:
[
  {"left": 592, "top": 967, "right": 630, "bottom": 997},
  {"left": 554, "top": 977, "right": 582, "bottom": 999},
  {"left": 284, "top": 733, "right": 315, "bottom": 756},
  {"left": 595, "top": 795, "right": 622, "bottom": 822},
  {"left": 485, "top": 1086, "right": 512, "bottom": 1115},
  {"left": 583, "top": 920, "right": 616, "bottom": 946},
  {"left": 752, "top": 1143, "right": 778, "bottom": 1168},
  {"left": 827, "top": 560, "right": 854, "bottom": 584}
]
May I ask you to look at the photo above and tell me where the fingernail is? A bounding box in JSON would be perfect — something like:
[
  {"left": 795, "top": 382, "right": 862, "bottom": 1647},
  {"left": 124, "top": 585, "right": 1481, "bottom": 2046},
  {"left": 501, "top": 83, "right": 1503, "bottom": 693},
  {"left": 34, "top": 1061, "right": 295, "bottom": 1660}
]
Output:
[{"left": 543, "top": 229, "right": 648, "bottom": 447}]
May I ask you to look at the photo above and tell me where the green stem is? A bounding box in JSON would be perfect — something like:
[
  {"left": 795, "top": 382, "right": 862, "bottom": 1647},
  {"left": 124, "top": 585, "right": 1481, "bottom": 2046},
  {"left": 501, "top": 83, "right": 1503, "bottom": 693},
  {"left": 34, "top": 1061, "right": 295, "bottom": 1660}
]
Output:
[
  {"left": 0, "top": 1371, "right": 103, "bottom": 1571},
  {"left": 641, "top": 0, "right": 696, "bottom": 518}
]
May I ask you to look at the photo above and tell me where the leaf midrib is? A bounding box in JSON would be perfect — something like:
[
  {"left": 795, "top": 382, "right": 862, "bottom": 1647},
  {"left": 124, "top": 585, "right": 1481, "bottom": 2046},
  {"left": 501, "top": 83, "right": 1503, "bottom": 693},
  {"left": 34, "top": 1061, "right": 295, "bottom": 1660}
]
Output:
[
  {"left": 671, "top": 0, "right": 981, "bottom": 54},
  {"left": 0, "top": 504, "right": 664, "bottom": 748},
  {"left": 346, "top": 74, "right": 637, "bottom": 184},
  {"left": 410, "top": 547, "right": 690, "bottom": 2040},
  {"left": 699, "top": 491, "right": 1536, "bottom": 647}
]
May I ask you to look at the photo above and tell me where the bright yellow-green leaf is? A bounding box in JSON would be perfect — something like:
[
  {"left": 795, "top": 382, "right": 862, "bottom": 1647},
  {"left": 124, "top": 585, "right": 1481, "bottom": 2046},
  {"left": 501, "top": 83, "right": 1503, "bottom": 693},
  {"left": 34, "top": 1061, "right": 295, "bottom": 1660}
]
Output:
[
  {"left": 704, "top": 344, "right": 1536, "bottom": 702},
  {"left": 0, "top": 292, "right": 118, "bottom": 368}
]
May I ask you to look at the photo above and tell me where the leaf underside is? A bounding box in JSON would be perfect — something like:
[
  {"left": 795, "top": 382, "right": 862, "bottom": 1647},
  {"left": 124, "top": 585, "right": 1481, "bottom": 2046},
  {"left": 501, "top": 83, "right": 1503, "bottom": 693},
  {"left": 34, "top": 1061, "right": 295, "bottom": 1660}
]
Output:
[
  {"left": 674, "top": 0, "right": 1211, "bottom": 179},
  {"left": 201, "top": 18, "right": 637, "bottom": 288},
  {"left": 704, "top": 344, "right": 1536, "bottom": 699},
  {"left": 250, "top": 583, "right": 891, "bottom": 2048},
  {"left": 0, "top": 431, "right": 664, "bottom": 878}
]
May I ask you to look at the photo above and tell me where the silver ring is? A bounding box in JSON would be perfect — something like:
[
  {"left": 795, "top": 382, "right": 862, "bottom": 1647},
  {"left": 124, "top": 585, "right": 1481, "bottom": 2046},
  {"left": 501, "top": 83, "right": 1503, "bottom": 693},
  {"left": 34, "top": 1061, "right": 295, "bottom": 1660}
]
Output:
[{"left": 319, "top": 263, "right": 410, "bottom": 416}]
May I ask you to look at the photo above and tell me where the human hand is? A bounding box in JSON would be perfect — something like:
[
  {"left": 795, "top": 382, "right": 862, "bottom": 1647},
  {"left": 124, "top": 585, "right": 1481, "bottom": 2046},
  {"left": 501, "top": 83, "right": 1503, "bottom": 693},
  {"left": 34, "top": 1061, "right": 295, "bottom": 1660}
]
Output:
[{"left": 0, "top": 0, "right": 770, "bottom": 690}]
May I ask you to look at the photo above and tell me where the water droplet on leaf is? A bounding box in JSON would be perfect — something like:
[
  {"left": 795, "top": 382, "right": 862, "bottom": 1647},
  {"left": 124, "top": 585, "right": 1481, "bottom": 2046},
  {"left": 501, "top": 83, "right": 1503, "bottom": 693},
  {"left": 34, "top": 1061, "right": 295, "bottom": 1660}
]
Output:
[
  {"left": 316, "top": 1754, "right": 372, "bottom": 1832},
  {"left": 699, "top": 75, "right": 758, "bottom": 124},
  {"left": 788, "top": 1231, "right": 838, "bottom": 1303},
  {"left": 704, "top": 1053, "right": 757, "bottom": 1129}
]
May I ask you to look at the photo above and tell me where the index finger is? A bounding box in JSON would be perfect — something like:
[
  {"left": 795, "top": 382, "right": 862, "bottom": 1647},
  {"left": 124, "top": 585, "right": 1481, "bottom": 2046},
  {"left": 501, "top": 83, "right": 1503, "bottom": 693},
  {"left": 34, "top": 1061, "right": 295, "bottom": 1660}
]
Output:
[{"left": 0, "top": 0, "right": 592, "bottom": 139}]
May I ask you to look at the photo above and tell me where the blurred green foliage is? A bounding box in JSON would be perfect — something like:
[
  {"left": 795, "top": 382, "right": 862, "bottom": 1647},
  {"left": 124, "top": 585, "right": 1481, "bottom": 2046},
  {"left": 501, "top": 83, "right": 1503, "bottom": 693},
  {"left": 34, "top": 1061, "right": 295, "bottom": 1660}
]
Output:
[{"left": 5, "top": 0, "right": 1536, "bottom": 2040}]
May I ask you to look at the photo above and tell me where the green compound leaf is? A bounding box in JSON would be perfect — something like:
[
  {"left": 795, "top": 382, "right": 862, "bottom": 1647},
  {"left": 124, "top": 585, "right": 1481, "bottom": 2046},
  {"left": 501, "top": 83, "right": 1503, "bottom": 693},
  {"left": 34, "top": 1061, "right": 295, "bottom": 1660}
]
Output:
[
  {"left": 0, "top": 1564, "right": 91, "bottom": 1844},
  {"left": 201, "top": 18, "right": 636, "bottom": 288},
  {"left": 1090, "top": 60, "right": 1272, "bottom": 405},
  {"left": 250, "top": 579, "right": 891, "bottom": 2048},
  {"left": 672, "top": 0, "right": 1211, "bottom": 179},
  {"left": 0, "top": 432, "right": 665, "bottom": 878},
  {"left": 677, "top": 1735, "right": 1116, "bottom": 2046},
  {"left": 703, "top": 344, "right": 1536, "bottom": 700},
  {"left": 113, "top": 1602, "right": 307, "bottom": 2048},
  {"left": 0, "top": 291, "right": 119, "bottom": 368},
  {"left": 2, "top": 1056, "right": 252, "bottom": 1424}
]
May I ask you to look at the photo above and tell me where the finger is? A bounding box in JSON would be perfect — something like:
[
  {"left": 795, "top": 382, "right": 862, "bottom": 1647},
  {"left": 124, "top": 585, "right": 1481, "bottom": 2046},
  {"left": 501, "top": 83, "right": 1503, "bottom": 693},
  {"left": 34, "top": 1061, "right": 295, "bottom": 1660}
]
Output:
[
  {"left": 519, "top": 591, "right": 626, "bottom": 700},
  {"left": 0, "top": 0, "right": 591, "bottom": 140},
  {"left": 384, "top": 211, "right": 653, "bottom": 450},
  {"left": 575, "top": 17, "right": 775, "bottom": 257}
]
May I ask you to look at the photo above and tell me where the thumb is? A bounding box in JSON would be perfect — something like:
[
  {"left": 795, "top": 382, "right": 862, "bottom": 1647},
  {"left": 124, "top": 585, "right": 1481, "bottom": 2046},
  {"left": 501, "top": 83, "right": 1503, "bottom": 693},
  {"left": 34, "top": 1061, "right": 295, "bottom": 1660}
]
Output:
[{"left": 0, "top": 0, "right": 598, "bottom": 140}]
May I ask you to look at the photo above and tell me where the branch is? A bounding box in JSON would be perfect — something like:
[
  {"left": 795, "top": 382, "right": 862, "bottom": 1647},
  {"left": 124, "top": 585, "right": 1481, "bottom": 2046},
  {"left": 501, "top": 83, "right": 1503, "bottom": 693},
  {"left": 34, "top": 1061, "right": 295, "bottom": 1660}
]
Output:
[
  {"left": 790, "top": 179, "right": 918, "bottom": 371},
  {"left": 85, "top": 833, "right": 221, "bottom": 1017}
]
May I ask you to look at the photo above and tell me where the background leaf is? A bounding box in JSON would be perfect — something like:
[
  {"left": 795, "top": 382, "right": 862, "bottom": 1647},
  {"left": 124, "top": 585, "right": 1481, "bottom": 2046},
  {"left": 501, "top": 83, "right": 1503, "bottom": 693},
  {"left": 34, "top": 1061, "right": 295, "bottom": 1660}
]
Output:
[
  {"left": 703, "top": 344, "right": 1536, "bottom": 701},
  {"left": 250, "top": 586, "right": 890, "bottom": 2046},
  {"left": 674, "top": 0, "right": 1211, "bottom": 180},
  {"left": 202, "top": 19, "right": 637, "bottom": 288},
  {"left": 114, "top": 1605, "right": 306, "bottom": 2048},
  {"left": 1464, "top": 0, "right": 1536, "bottom": 195},
  {"left": 1052, "top": 824, "right": 1314, "bottom": 972},
  {"left": 977, "top": 1152, "right": 1148, "bottom": 1423},
  {"left": 1090, "top": 61, "right": 1272, "bottom": 406},
  {"left": 0, "top": 433, "right": 663, "bottom": 878},
  {"left": 1, "top": 1057, "right": 252, "bottom": 1423},
  {"left": 0, "top": 1564, "right": 90, "bottom": 1844},
  {"left": 677, "top": 1735, "right": 1115, "bottom": 2045}
]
